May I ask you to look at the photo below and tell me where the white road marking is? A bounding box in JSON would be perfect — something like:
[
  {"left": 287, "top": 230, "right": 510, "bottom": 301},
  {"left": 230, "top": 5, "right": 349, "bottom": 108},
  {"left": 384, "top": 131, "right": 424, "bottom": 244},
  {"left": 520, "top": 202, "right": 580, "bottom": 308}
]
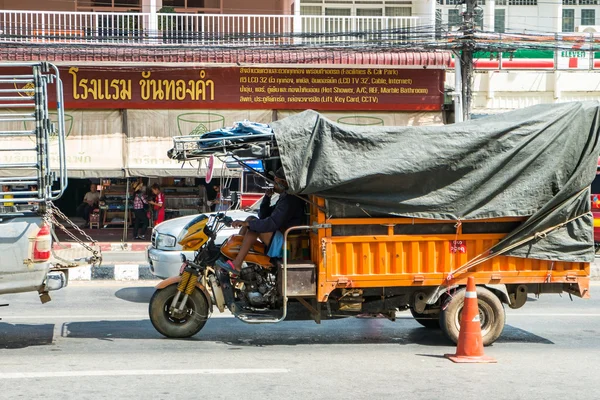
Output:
[
  {"left": 507, "top": 313, "right": 600, "bottom": 317},
  {"left": 3, "top": 313, "right": 235, "bottom": 320},
  {"left": 3, "top": 315, "right": 152, "bottom": 320},
  {"left": 4, "top": 313, "right": 600, "bottom": 320},
  {"left": 0, "top": 368, "right": 289, "bottom": 380}
]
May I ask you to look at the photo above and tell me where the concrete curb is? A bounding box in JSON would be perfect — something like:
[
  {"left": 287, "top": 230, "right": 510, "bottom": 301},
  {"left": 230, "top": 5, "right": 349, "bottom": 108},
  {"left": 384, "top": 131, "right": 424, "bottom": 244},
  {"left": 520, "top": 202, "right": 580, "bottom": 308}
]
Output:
[
  {"left": 68, "top": 263, "right": 600, "bottom": 281},
  {"left": 55, "top": 242, "right": 149, "bottom": 252},
  {"left": 592, "top": 262, "right": 600, "bottom": 280},
  {"left": 69, "top": 264, "right": 156, "bottom": 281},
  {"left": 66, "top": 258, "right": 600, "bottom": 281}
]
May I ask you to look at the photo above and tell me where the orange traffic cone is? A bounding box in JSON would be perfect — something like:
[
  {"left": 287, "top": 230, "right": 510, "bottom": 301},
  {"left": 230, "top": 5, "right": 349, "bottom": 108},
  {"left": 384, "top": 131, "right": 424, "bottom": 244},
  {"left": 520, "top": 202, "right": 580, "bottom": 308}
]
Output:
[{"left": 445, "top": 277, "right": 497, "bottom": 363}]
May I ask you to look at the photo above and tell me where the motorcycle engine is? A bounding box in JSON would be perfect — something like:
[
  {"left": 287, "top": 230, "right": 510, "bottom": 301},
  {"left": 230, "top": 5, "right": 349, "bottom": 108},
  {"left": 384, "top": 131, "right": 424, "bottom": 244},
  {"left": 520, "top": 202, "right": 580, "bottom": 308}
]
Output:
[{"left": 238, "top": 265, "right": 278, "bottom": 308}]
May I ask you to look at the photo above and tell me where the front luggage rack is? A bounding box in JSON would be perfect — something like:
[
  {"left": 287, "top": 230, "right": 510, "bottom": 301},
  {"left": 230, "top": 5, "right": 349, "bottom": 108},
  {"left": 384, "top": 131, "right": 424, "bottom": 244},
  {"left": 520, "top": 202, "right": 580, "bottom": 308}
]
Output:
[{"left": 169, "top": 132, "right": 278, "bottom": 161}]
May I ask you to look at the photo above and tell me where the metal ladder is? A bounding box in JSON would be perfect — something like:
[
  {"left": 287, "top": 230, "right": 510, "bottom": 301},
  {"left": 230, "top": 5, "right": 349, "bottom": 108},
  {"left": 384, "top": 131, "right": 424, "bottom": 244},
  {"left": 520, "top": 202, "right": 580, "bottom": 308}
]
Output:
[
  {"left": 171, "top": 132, "right": 277, "bottom": 161},
  {"left": 0, "top": 62, "right": 67, "bottom": 211}
]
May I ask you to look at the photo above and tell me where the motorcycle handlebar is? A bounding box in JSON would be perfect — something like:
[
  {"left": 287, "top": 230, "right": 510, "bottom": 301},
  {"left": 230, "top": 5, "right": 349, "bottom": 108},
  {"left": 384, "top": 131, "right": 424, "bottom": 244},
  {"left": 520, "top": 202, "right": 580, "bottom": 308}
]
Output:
[
  {"left": 222, "top": 216, "right": 233, "bottom": 227},
  {"left": 214, "top": 213, "right": 233, "bottom": 227}
]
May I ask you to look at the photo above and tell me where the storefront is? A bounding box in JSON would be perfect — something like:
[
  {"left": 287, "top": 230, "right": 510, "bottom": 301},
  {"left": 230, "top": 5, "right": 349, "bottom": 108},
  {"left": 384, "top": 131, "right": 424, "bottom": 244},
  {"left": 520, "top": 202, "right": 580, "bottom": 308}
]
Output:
[{"left": 0, "top": 62, "right": 447, "bottom": 240}]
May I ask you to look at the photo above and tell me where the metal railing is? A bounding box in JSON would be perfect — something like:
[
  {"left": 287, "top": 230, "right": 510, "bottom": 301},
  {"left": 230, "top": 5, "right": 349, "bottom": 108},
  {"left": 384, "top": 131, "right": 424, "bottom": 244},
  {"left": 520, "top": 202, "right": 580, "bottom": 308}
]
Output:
[
  {"left": 0, "top": 10, "right": 421, "bottom": 46},
  {"left": 0, "top": 62, "right": 67, "bottom": 210}
]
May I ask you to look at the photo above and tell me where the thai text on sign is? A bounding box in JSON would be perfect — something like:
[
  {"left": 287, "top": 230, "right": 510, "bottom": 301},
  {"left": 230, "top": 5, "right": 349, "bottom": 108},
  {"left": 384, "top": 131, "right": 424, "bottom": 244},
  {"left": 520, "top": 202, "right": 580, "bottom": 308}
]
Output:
[{"left": 9, "top": 66, "right": 444, "bottom": 111}]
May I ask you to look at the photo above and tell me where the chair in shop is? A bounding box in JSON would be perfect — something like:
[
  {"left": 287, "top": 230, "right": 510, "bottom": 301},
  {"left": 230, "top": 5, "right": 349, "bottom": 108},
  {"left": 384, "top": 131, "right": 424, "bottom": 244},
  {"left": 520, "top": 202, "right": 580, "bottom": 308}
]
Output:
[{"left": 89, "top": 209, "right": 101, "bottom": 229}]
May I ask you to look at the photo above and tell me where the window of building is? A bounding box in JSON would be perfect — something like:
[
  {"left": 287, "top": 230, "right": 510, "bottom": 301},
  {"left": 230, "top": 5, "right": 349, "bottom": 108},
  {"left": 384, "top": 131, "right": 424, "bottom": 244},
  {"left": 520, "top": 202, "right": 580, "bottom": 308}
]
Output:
[
  {"left": 325, "top": 8, "right": 351, "bottom": 16},
  {"left": 357, "top": 8, "right": 383, "bottom": 17},
  {"left": 508, "top": 0, "right": 537, "bottom": 5},
  {"left": 161, "top": 0, "right": 214, "bottom": 8},
  {"left": 448, "top": 9, "right": 462, "bottom": 28},
  {"left": 435, "top": 8, "right": 442, "bottom": 38},
  {"left": 187, "top": 0, "right": 207, "bottom": 6},
  {"left": 446, "top": 0, "right": 461, "bottom": 5},
  {"left": 580, "top": 0, "right": 599, "bottom": 5},
  {"left": 562, "top": 9, "right": 575, "bottom": 32},
  {"left": 161, "top": 0, "right": 185, "bottom": 7},
  {"left": 357, "top": 8, "right": 382, "bottom": 32},
  {"left": 582, "top": 9, "right": 596, "bottom": 25},
  {"left": 385, "top": 7, "right": 411, "bottom": 17},
  {"left": 562, "top": 0, "right": 576, "bottom": 5},
  {"left": 496, "top": 0, "right": 507, "bottom": 5},
  {"left": 301, "top": 5, "right": 322, "bottom": 15},
  {"left": 77, "top": 0, "right": 141, "bottom": 10},
  {"left": 494, "top": 8, "right": 506, "bottom": 33},
  {"left": 301, "top": 5, "right": 323, "bottom": 34},
  {"left": 475, "top": 8, "right": 483, "bottom": 29},
  {"left": 324, "top": 8, "right": 351, "bottom": 33}
]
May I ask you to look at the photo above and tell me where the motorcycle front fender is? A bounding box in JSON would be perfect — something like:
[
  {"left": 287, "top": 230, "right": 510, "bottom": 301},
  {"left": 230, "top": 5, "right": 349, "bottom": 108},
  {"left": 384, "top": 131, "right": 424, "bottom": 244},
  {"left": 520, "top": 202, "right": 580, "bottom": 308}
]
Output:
[{"left": 155, "top": 276, "right": 213, "bottom": 312}]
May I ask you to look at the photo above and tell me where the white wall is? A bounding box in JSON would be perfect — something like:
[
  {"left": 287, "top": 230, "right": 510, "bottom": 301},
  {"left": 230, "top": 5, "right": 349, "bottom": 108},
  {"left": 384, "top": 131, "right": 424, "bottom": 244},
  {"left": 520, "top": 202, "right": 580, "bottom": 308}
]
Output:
[
  {"left": 447, "top": 70, "right": 600, "bottom": 112},
  {"left": 433, "top": 2, "right": 599, "bottom": 33}
]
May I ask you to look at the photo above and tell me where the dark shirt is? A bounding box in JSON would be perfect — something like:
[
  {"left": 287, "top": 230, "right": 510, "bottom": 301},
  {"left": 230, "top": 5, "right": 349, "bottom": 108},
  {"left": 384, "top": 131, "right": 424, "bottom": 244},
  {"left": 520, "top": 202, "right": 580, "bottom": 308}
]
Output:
[{"left": 248, "top": 192, "right": 305, "bottom": 234}]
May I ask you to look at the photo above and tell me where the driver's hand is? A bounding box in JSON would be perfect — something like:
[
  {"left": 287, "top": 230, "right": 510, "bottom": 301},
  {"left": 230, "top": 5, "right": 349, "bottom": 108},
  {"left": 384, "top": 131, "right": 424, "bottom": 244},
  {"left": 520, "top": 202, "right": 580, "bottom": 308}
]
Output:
[
  {"left": 265, "top": 188, "right": 274, "bottom": 197},
  {"left": 232, "top": 220, "right": 246, "bottom": 228}
]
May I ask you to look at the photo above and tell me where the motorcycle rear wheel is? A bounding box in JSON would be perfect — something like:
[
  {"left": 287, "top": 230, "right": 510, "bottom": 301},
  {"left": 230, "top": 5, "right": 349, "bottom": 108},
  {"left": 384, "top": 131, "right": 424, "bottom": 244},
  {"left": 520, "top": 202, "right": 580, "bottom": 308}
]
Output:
[{"left": 149, "top": 284, "right": 209, "bottom": 338}]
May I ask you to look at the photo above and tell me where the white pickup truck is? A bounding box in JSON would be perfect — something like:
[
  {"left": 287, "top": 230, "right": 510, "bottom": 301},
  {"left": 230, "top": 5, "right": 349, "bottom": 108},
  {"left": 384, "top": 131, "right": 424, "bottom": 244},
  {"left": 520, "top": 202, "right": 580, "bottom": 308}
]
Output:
[
  {"left": 146, "top": 195, "right": 280, "bottom": 278},
  {"left": 0, "top": 62, "right": 68, "bottom": 302},
  {"left": 0, "top": 62, "right": 99, "bottom": 305}
]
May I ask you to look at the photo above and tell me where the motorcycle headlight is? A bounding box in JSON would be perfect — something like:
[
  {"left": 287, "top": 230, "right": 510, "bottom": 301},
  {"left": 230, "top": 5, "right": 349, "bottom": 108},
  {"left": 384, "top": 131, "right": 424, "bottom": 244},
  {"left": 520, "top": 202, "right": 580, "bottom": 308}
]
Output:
[{"left": 156, "top": 233, "right": 176, "bottom": 248}]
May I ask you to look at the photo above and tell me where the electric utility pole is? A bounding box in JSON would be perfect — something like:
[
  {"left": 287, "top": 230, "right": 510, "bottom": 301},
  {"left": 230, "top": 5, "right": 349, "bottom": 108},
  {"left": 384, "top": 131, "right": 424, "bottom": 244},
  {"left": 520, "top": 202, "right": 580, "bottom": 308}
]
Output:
[{"left": 459, "top": 0, "right": 476, "bottom": 121}]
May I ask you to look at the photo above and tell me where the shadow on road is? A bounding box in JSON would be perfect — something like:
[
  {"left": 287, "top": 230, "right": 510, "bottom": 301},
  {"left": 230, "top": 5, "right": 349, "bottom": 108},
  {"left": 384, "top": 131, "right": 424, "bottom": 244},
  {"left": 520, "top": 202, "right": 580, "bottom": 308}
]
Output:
[
  {"left": 496, "top": 325, "right": 553, "bottom": 344},
  {"left": 0, "top": 323, "right": 54, "bottom": 349},
  {"left": 60, "top": 317, "right": 554, "bottom": 347},
  {"left": 114, "top": 287, "right": 155, "bottom": 303}
]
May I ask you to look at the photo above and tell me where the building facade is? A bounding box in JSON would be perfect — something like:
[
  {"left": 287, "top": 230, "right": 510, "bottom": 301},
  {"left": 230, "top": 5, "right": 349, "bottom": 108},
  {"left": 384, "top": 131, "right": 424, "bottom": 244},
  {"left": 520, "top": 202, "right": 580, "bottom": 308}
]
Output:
[{"left": 0, "top": 0, "right": 295, "bottom": 15}]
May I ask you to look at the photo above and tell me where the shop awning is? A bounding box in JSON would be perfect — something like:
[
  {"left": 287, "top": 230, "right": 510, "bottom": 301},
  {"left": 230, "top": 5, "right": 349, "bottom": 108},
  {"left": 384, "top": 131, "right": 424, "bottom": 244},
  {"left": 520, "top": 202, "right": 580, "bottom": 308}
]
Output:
[
  {"left": 124, "top": 109, "right": 273, "bottom": 179},
  {"left": 1, "top": 108, "right": 445, "bottom": 180},
  {"left": 54, "top": 110, "right": 126, "bottom": 178}
]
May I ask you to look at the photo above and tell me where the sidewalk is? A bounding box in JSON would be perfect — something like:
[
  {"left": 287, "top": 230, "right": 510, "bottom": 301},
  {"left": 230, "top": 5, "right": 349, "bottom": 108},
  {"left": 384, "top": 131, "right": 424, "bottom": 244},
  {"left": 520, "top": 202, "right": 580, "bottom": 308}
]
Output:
[
  {"left": 54, "top": 226, "right": 150, "bottom": 252},
  {"left": 53, "top": 225, "right": 154, "bottom": 280},
  {"left": 63, "top": 253, "right": 600, "bottom": 281}
]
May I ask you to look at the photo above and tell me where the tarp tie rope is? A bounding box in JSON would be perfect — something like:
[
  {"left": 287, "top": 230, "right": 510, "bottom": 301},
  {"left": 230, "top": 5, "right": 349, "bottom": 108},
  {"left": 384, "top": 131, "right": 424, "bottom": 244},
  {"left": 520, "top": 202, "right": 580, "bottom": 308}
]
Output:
[
  {"left": 446, "top": 212, "right": 588, "bottom": 281},
  {"left": 446, "top": 219, "right": 462, "bottom": 292},
  {"left": 546, "top": 262, "right": 555, "bottom": 283}
]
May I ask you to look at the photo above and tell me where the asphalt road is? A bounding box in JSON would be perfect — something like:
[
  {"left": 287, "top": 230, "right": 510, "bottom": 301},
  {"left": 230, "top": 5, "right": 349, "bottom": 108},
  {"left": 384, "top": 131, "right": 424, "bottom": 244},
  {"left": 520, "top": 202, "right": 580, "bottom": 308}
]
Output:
[{"left": 0, "top": 282, "right": 599, "bottom": 400}]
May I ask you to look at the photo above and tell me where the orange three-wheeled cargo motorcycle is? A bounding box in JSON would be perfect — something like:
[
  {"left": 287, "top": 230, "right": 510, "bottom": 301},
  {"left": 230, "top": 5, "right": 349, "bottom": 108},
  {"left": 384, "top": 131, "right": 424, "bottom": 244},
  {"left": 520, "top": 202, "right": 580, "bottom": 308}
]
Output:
[{"left": 149, "top": 104, "right": 597, "bottom": 345}]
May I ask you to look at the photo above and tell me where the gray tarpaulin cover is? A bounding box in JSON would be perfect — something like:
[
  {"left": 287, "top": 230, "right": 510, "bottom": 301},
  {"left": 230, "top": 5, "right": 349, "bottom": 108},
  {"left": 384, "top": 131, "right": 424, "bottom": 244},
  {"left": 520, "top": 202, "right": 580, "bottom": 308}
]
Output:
[{"left": 271, "top": 102, "right": 600, "bottom": 263}]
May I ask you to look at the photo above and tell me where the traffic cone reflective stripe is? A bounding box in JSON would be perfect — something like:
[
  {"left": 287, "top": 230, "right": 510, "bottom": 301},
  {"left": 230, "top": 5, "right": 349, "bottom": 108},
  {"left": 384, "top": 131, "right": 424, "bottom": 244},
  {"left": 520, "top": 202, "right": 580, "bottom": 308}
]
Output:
[{"left": 445, "top": 277, "right": 497, "bottom": 363}]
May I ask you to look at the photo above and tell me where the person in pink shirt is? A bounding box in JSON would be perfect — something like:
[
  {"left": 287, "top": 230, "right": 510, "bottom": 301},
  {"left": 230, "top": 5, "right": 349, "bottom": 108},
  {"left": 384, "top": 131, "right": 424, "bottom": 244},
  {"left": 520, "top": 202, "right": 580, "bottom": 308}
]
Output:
[{"left": 149, "top": 184, "right": 165, "bottom": 226}]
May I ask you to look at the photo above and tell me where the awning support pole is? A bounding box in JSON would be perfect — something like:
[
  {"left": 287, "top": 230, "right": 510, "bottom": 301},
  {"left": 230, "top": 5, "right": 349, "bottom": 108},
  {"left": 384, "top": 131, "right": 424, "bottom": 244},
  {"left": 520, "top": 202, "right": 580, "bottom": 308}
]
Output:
[{"left": 122, "top": 178, "right": 130, "bottom": 246}]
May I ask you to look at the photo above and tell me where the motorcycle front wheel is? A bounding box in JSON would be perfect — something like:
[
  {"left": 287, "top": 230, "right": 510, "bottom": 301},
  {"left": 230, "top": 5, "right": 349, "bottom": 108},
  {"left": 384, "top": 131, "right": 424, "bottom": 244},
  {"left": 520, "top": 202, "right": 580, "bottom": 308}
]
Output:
[{"left": 149, "top": 284, "right": 209, "bottom": 338}]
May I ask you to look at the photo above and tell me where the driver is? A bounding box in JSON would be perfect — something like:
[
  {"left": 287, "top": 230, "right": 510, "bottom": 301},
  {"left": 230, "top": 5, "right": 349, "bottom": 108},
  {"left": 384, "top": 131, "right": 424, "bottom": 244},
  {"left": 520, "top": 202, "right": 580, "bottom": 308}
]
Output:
[{"left": 215, "top": 167, "right": 304, "bottom": 275}]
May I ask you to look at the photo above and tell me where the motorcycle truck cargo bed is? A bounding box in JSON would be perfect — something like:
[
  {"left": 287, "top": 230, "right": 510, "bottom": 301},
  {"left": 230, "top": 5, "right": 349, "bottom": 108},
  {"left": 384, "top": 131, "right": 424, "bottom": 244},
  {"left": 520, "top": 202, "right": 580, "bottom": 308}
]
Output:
[{"left": 309, "top": 199, "right": 590, "bottom": 302}]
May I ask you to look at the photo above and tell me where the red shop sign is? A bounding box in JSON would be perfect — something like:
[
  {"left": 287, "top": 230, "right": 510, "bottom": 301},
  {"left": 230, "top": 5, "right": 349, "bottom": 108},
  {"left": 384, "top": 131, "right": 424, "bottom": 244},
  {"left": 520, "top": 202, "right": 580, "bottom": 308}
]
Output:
[{"left": 37, "top": 65, "right": 444, "bottom": 111}]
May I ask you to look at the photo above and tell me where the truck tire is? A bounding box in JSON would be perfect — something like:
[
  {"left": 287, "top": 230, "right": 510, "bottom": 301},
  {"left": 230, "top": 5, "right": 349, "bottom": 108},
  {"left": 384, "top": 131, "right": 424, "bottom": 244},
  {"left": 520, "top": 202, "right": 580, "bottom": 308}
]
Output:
[
  {"left": 149, "top": 284, "right": 209, "bottom": 338},
  {"left": 440, "top": 286, "right": 505, "bottom": 346},
  {"left": 410, "top": 308, "right": 440, "bottom": 329}
]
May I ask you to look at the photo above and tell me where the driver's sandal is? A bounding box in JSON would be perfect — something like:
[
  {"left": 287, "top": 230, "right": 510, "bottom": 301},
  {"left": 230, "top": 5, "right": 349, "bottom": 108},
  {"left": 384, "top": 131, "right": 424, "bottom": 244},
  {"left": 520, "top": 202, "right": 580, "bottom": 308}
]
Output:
[{"left": 215, "top": 259, "right": 240, "bottom": 276}]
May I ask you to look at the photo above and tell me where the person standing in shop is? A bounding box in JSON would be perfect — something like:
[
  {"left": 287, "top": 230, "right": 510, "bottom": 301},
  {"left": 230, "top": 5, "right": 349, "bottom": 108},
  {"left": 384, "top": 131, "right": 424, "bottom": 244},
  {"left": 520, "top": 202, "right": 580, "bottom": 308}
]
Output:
[
  {"left": 149, "top": 183, "right": 166, "bottom": 226},
  {"left": 209, "top": 184, "right": 230, "bottom": 212},
  {"left": 132, "top": 182, "right": 149, "bottom": 240}
]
